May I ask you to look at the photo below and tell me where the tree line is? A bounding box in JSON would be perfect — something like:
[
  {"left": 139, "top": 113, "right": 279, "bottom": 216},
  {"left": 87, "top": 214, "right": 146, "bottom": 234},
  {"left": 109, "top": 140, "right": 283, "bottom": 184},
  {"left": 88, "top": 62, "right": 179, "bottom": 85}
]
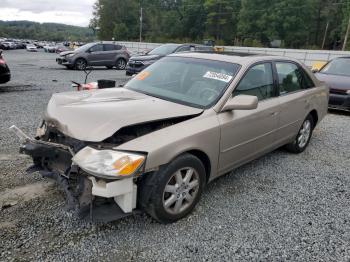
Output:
[
  {"left": 90, "top": 0, "right": 350, "bottom": 50},
  {"left": 0, "top": 21, "right": 94, "bottom": 42}
]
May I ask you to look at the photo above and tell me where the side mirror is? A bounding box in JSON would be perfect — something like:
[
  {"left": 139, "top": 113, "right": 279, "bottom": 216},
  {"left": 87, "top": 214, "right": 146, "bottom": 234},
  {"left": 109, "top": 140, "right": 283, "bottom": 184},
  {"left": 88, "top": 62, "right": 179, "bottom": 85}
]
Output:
[{"left": 221, "top": 95, "right": 258, "bottom": 112}]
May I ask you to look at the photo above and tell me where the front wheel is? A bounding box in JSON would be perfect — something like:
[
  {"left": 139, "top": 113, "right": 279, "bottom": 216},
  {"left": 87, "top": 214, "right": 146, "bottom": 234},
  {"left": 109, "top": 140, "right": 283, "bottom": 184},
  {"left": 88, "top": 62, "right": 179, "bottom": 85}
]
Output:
[
  {"left": 75, "top": 58, "right": 87, "bottom": 70},
  {"left": 139, "top": 154, "right": 206, "bottom": 223},
  {"left": 285, "top": 115, "right": 314, "bottom": 153}
]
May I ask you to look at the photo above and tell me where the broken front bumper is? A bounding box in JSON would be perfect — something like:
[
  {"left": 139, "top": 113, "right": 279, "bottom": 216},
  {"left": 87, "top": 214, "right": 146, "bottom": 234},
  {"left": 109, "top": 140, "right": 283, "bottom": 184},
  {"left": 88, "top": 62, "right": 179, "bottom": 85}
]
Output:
[{"left": 11, "top": 126, "right": 139, "bottom": 222}]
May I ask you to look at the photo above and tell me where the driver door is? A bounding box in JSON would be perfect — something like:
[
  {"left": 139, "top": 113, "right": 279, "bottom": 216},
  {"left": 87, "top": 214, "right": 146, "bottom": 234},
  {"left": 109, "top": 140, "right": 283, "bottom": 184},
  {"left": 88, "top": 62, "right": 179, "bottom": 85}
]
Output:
[
  {"left": 218, "top": 62, "right": 280, "bottom": 174},
  {"left": 86, "top": 44, "right": 104, "bottom": 66}
]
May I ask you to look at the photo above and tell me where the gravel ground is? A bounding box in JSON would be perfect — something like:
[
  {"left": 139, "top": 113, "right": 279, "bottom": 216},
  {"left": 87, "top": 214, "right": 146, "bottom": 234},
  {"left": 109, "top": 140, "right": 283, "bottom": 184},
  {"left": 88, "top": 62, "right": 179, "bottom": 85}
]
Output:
[{"left": 0, "top": 50, "right": 350, "bottom": 262}]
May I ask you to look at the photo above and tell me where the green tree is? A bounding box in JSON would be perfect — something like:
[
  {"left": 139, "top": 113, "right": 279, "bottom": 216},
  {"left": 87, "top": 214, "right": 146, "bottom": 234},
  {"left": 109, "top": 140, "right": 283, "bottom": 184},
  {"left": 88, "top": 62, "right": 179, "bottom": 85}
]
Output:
[{"left": 204, "top": 0, "right": 239, "bottom": 43}]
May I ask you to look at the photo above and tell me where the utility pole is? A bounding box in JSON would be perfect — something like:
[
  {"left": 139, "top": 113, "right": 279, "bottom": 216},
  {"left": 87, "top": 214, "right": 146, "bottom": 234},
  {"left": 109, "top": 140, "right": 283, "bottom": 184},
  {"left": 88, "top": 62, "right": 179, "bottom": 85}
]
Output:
[
  {"left": 342, "top": 16, "right": 350, "bottom": 51},
  {"left": 139, "top": 7, "right": 143, "bottom": 43},
  {"left": 138, "top": 5, "right": 143, "bottom": 53},
  {"left": 321, "top": 21, "right": 329, "bottom": 49}
]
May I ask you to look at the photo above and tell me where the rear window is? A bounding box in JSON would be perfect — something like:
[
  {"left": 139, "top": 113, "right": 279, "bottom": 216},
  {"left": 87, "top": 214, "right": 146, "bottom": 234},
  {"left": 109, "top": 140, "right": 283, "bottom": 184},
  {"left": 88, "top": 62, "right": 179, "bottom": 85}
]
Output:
[{"left": 104, "top": 44, "right": 122, "bottom": 51}]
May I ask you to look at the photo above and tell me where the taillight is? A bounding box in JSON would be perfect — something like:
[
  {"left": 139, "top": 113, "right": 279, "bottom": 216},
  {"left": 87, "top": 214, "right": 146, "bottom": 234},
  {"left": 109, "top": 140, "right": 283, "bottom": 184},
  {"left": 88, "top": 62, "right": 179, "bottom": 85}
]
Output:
[{"left": 0, "top": 59, "right": 5, "bottom": 65}]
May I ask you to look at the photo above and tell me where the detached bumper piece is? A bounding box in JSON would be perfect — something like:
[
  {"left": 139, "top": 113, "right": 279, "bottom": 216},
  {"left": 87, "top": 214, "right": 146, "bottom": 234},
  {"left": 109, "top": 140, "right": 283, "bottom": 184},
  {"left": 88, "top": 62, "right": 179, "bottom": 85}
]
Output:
[{"left": 20, "top": 140, "right": 138, "bottom": 223}]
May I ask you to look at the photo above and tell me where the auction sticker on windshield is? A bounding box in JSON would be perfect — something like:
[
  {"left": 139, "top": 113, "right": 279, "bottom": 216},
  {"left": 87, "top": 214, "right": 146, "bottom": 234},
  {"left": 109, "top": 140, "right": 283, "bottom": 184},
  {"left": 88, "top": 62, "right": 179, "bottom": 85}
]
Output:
[{"left": 203, "top": 71, "right": 232, "bottom": 83}]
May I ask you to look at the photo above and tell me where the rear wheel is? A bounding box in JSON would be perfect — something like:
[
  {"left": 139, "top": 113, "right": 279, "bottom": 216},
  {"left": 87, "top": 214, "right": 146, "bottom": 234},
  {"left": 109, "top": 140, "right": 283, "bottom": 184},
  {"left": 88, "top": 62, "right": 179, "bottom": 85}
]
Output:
[
  {"left": 285, "top": 115, "right": 314, "bottom": 153},
  {"left": 139, "top": 154, "right": 206, "bottom": 223},
  {"left": 116, "top": 58, "right": 126, "bottom": 70},
  {"left": 75, "top": 58, "right": 87, "bottom": 70}
]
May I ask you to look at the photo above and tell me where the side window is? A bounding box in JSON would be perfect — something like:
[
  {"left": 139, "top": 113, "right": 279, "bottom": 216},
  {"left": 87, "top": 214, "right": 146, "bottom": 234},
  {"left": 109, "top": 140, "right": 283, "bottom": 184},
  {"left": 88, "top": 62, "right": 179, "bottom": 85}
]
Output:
[
  {"left": 89, "top": 44, "right": 103, "bottom": 52},
  {"left": 115, "top": 45, "right": 123, "bottom": 50},
  {"left": 233, "top": 63, "right": 275, "bottom": 101},
  {"left": 276, "top": 62, "right": 314, "bottom": 94},
  {"left": 104, "top": 44, "right": 115, "bottom": 51}
]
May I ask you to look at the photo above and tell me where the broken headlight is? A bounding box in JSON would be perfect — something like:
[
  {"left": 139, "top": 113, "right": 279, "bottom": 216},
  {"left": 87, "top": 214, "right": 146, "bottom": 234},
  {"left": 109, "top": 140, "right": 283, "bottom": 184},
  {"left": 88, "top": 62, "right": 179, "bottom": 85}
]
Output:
[{"left": 72, "top": 146, "right": 145, "bottom": 179}]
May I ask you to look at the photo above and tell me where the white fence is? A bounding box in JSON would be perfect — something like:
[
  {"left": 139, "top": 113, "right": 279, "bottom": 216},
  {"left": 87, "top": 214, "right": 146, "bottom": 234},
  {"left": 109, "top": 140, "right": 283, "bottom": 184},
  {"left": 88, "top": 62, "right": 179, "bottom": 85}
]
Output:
[{"left": 118, "top": 41, "right": 350, "bottom": 67}]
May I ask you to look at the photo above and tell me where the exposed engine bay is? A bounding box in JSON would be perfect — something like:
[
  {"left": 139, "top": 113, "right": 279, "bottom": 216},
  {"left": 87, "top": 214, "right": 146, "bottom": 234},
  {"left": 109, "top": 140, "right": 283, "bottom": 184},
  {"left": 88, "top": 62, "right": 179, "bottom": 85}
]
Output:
[{"left": 11, "top": 115, "right": 197, "bottom": 222}]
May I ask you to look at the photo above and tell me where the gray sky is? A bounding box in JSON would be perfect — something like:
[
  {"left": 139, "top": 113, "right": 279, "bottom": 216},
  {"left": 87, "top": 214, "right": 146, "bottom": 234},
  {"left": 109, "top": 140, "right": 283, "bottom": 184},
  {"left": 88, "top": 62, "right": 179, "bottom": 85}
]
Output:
[{"left": 0, "top": 0, "right": 96, "bottom": 27}]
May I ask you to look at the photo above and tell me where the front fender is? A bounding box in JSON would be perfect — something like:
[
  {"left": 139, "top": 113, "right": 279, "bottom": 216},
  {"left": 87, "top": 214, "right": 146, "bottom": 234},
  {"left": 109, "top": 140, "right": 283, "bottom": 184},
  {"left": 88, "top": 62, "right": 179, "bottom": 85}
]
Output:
[{"left": 116, "top": 110, "right": 221, "bottom": 181}]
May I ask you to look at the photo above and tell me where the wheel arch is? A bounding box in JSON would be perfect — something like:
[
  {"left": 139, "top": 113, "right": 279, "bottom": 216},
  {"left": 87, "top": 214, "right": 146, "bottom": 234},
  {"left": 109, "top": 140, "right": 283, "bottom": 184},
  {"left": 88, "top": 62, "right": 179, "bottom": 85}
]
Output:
[
  {"left": 309, "top": 109, "right": 319, "bottom": 128},
  {"left": 170, "top": 149, "right": 212, "bottom": 184}
]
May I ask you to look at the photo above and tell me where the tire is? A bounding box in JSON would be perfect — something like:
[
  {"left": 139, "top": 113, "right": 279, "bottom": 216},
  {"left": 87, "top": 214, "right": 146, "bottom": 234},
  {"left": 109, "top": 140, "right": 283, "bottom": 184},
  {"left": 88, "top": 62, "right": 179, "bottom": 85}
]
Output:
[
  {"left": 74, "top": 58, "right": 87, "bottom": 70},
  {"left": 106, "top": 66, "right": 114, "bottom": 69},
  {"left": 115, "top": 58, "right": 126, "bottom": 70},
  {"left": 285, "top": 114, "right": 314, "bottom": 153},
  {"left": 139, "top": 154, "right": 206, "bottom": 224}
]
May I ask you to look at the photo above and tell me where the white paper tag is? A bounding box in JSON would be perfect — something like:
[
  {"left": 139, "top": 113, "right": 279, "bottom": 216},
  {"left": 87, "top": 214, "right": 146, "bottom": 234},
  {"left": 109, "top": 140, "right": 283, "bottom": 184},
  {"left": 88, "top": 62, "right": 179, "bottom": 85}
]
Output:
[{"left": 203, "top": 71, "right": 233, "bottom": 83}]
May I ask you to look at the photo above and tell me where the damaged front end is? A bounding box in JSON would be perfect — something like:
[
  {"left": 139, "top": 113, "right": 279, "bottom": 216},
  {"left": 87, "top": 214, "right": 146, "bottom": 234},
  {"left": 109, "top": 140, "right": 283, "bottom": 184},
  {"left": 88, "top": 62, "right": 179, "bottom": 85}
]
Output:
[{"left": 9, "top": 124, "right": 145, "bottom": 222}]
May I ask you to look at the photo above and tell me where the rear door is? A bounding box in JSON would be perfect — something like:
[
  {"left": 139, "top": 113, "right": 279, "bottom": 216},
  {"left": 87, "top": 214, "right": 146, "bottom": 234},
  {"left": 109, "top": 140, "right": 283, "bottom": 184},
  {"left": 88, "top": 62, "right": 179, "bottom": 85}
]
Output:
[
  {"left": 218, "top": 62, "right": 280, "bottom": 174},
  {"left": 273, "top": 61, "right": 316, "bottom": 144},
  {"left": 103, "top": 44, "right": 119, "bottom": 65}
]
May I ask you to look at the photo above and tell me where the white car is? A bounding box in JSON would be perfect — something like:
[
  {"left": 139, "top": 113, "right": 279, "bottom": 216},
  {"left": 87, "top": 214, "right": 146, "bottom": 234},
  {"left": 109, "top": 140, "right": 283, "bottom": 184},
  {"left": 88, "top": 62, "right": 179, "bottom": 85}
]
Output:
[
  {"left": 44, "top": 45, "right": 56, "bottom": 53},
  {"left": 26, "top": 44, "right": 38, "bottom": 52}
]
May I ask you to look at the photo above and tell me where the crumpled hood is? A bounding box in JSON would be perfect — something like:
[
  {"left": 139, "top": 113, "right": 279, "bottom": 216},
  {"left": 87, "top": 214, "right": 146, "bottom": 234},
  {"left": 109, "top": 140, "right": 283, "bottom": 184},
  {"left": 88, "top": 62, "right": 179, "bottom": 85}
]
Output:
[
  {"left": 130, "top": 54, "right": 161, "bottom": 61},
  {"left": 45, "top": 88, "right": 203, "bottom": 142}
]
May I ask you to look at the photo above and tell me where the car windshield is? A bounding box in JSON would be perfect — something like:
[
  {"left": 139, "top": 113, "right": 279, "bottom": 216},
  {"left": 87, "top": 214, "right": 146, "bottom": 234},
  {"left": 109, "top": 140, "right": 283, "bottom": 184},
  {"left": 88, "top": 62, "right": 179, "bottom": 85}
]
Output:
[
  {"left": 74, "top": 43, "right": 95, "bottom": 52},
  {"left": 126, "top": 57, "right": 240, "bottom": 108},
  {"left": 320, "top": 58, "right": 350, "bottom": 76},
  {"left": 148, "top": 44, "right": 180, "bottom": 56}
]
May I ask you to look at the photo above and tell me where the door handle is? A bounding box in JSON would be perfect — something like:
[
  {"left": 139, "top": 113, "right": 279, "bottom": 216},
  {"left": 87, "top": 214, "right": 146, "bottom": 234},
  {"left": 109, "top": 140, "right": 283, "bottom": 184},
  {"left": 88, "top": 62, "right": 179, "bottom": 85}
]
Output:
[{"left": 270, "top": 112, "right": 279, "bottom": 116}]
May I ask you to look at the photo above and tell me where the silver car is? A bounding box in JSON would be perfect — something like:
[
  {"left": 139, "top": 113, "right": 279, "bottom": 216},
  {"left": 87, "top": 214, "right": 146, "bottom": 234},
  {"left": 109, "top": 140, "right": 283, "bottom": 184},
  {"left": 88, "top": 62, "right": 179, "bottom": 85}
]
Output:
[
  {"left": 12, "top": 52, "right": 328, "bottom": 223},
  {"left": 56, "top": 42, "right": 130, "bottom": 70}
]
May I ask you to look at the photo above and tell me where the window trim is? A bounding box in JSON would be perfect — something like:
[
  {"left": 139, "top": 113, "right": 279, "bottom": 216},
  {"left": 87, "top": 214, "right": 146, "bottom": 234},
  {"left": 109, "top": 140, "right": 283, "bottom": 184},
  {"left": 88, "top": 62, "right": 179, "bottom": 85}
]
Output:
[
  {"left": 272, "top": 60, "right": 316, "bottom": 97},
  {"left": 232, "top": 61, "right": 279, "bottom": 102}
]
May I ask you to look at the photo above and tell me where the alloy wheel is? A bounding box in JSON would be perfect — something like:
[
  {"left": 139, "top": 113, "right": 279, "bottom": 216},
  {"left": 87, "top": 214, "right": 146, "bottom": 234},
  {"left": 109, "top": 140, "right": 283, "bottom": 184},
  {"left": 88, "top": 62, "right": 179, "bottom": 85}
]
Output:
[
  {"left": 162, "top": 167, "right": 200, "bottom": 215},
  {"left": 117, "top": 59, "right": 126, "bottom": 70},
  {"left": 76, "top": 59, "right": 87, "bottom": 70},
  {"left": 298, "top": 119, "right": 311, "bottom": 148}
]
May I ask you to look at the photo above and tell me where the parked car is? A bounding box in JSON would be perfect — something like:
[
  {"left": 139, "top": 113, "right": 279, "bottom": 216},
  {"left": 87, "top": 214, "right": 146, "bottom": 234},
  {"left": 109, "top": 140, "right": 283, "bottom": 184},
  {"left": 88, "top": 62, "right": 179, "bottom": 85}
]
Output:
[
  {"left": 12, "top": 52, "right": 328, "bottom": 223},
  {"left": 126, "top": 43, "right": 214, "bottom": 75},
  {"left": 14, "top": 41, "right": 26, "bottom": 49},
  {"left": 55, "top": 45, "right": 69, "bottom": 54},
  {"left": 56, "top": 42, "right": 130, "bottom": 70},
  {"left": 314, "top": 57, "right": 350, "bottom": 111},
  {"left": 44, "top": 45, "right": 57, "bottom": 53},
  {"left": 0, "top": 42, "right": 9, "bottom": 50},
  {"left": 0, "top": 50, "right": 11, "bottom": 84},
  {"left": 1, "top": 42, "right": 16, "bottom": 50},
  {"left": 26, "top": 44, "right": 38, "bottom": 52}
]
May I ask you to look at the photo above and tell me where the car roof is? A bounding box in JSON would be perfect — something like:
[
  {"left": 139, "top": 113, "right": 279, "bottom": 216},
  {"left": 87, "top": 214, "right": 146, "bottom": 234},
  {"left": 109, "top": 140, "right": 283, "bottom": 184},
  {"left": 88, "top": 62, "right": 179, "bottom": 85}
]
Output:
[
  {"left": 332, "top": 56, "right": 350, "bottom": 59},
  {"left": 170, "top": 52, "right": 299, "bottom": 65},
  {"left": 97, "top": 41, "right": 124, "bottom": 45}
]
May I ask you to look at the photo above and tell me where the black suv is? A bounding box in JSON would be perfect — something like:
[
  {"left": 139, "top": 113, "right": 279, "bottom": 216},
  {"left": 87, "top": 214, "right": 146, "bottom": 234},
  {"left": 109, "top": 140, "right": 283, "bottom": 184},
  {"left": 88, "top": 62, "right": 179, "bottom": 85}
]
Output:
[{"left": 126, "top": 43, "right": 213, "bottom": 75}]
